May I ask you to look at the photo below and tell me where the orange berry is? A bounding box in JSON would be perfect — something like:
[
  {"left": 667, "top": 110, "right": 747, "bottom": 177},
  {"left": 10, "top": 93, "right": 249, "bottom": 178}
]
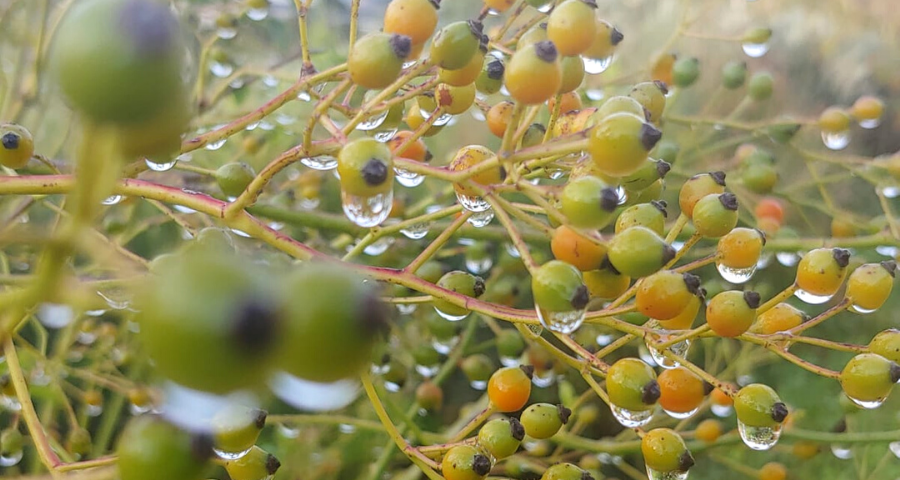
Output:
[
  {"left": 753, "top": 302, "right": 806, "bottom": 335},
  {"left": 546, "top": 0, "right": 598, "bottom": 56},
  {"left": 636, "top": 271, "right": 701, "bottom": 321},
  {"left": 485, "top": 0, "right": 516, "bottom": 13},
  {"left": 707, "top": 290, "right": 760, "bottom": 338},
  {"left": 487, "top": 101, "right": 515, "bottom": 138},
  {"left": 488, "top": 366, "right": 533, "bottom": 412},
  {"left": 694, "top": 419, "right": 722, "bottom": 443},
  {"left": 548, "top": 91, "right": 583, "bottom": 114},
  {"left": 550, "top": 226, "right": 608, "bottom": 272},
  {"left": 383, "top": 0, "right": 439, "bottom": 47},
  {"left": 818, "top": 106, "right": 851, "bottom": 133},
  {"left": 710, "top": 386, "right": 734, "bottom": 407},
  {"left": 717, "top": 227, "right": 766, "bottom": 269},
  {"left": 651, "top": 53, "right": 676, "bottom": 86},
  {"left": 656, "top": 294, "right": 701, "bottom": 330},
  {"left": 657, "top": 367, "right": 709, "bottom": 415},
  {"left": 386, "top": 130, "right": 429, "bottom": 162},
  {"left": 678, "top": 171, "right": 726, "bottom": 219},
  {"left": 792, "top": 441, "right": 820, "bottom": 459},
  {"left": 754, "top": 197, "right": 784, "bottom": 224},
  {"left": 758, "top": 462, "right": 787, "bottom": 480},
  {"left": 448, "top": 145, "right": 504, "bottom": 198}
]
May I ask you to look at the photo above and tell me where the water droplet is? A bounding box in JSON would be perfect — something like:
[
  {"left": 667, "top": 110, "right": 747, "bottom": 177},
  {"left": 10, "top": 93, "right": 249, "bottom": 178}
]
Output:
[
  {"left": 216, "top": 27, "right": 237, "bottom": 40},
  {"left": 876, "top": 245, "right": 899, "bottom": 256},
  {"left": 485, "top": 7, "right": 501, "bottom": 15},
  {"left": 471, "top": 109, "right": 486, "bottom": 121},
  {"left": 400, "top": 221, "right": 431, "bottom": 239},
  {"left": 145, "top": 157, "right": 177, "bottom": 172},
  {"left": 415, "top": 363, "right": 440, "bottom": 378},
  {"left": 741, "top": 42, "right": 769, "bottom": 57},
  {"left": 230, "top": 228, "right": 251, "bottom": 238},
  {"left": 247, "top": 7, "right": 269, "bottom": 21},
  {"left": 532, "top": 370, "right": 556, "bottom": 388},
  {"left": 794, "top": 289, "right": 833, "bottom": 305},
  {"left": 363, "top": 237, "right": 394, "bottom": 256},
  {"left": 638, "top": 343, "right": 658, "bottom": 367},
  {"left": 210, "top": 61, "right": 234, "bottom": 78},
  {"left": 357, "top": 111, "right": 389, "bottom": 131},
  {"left": 36, "top": 303, "right": 74, "bottom": 329},
  {"left": 342, "top": 190, "right": 393, "bottom": 228},
  {"left": 300, "top": 155, "right": 337, "bottom": 170},
  {"left": 467, "top": 209, "right": 494, "bottom": 228},
  {"left": 205, "top": 138, "right": 227, "bottom": 151},
  {"left": 384, "top": 381, "right": 402, "bottom": 392},
  {"left": 880, "top": 186, "right": 900, "bottom": 199},
  {"left": 402, "top": 60, "right": 418, "bottom": 69},
  {"left": 373, "top": 129, "right": 398, "bottom": 142},
  {"left": 299, "top": 196, "right": 320, "bottom": 210},
  {"left": 583, "top": 55, "right": 614, "bottom": 75},
  {"left": 432, "top": 337, "right": 458, "bottom": 355},
  {"left": 775, "top": 252, "right": 800, "bottom": 267},
  {"left": 889, "top": 441, "right": 900, "bottom": 458},
  {"left": 297, "top": 90, "right": 312, "bottom": 102},
  {"left": 499, "top": 355, "right": 520, "bottom": 367},
  {"left": 1, "top": 395, "right": 21, "bottom": 412},
  {"left": 229, "top": 78, "right": 245, "bottom": 89},
  {"left": 821, "top": 131, "right": 851, "bottom": 150},
  {"left": 737, "top": 375, "right": 755, "bottom": 387},
  {"left": 527, "top": 324, "right": 543, "bottom": 336},
  {"left": 269, "top": 372, "right": 360, "bottom": 411},
  {"left": 434, "top": 306, "right": 468, "bottom": 322},
  {"left": 158, "top": 382, "right": 258, "bottom": 434},
  {"left": 585, "top": 89, "right": 605, "bottom": 101},
  {"left": 465, "top": 257, "right": 493, "bottom": 275},
  {"left": 646, "top": 338, "right": 691, "bottom": 369},
  {"left": 844, "top": 393, "right": 885, "bottom": 409},
  {"left": 277, "top": 423, "right": 300, "bottom": 438},
  {"left": 499, "top": 85, "right": 511, "bottom": 97},
  {"left": 102, "top": 195, "right": 122, "bottom": 205},
  {"left": 469, "top": 380, "right": 488, "bottom": 390},
  {"left": 756, "top": 252, "right": 773, "bottom": 269},
  {"left": 596, "top": 332, "right": 615, "bottom": 347},
  {"left": 830, "top": 444, "right": 852, "bottom": 459},
  {"left": 215, "top": 447, "right": 252, "bottom": 461},
  {"left": 258, "top": 120, "right": 276, "bottom": 131},
  {"left": 396, "top": 304, "right": 417, "bottom": 315},
  {"left": 262, "top": 75, "right": 279, "bottom": 88},
  {"left": 505, "top": 243, "right": 521, "bottom": 258},
  {"left": 716, "top": 263, "right": 757, "bottom": 284},
  {"left": 610, "top": 404, "right": 654, "bottom": 428},
  {"left": 646, "top": 467, "right": 689, "bottom": 480},
  {"left": 737, "top": 420, "right": 782, "bottom": 450},
  {"left": 711, "top": 404, "right": 733, "bottom": 417},
  {"left": 338, "top": 423, "right": 357, "bottom": 434},
  {"left": 173, "top": 204, "right": 197, "bottom": 214},
  {"left": 536, "top": 1, "right": 553, "bottom": 12},
  {"left": 849, "top": 304, "right": 877, "bottom": 314},
  {"left": 859, "top": 118, "right": 881, "bottom": 129},
  {"left": 0, "top": 450, "right": 23, "bottom": 467},
  {"left": 536, "top": 306, "right": 586, "bottom": 334},
  {"left": 663, "top": 406, "right": 699, "bottom": 420},
  {"left": 275, "top": 113, "right": 295, "bottom": 125},
  {"left": 395, "top": 168, "right": 425, "bottom": 188},
  {"left": 97, "top": 290, "right": 132, "bottom": 310}
]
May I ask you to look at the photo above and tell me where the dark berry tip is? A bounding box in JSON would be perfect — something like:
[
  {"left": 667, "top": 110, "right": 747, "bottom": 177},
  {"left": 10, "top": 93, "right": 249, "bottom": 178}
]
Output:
[
  {"left": 509, "top": 417, "right": 526, "bottom": 440},
  {"left": 232, "top": 300, "right": 280, "bottom": 355},
  {"left": 743, "top": 291, "right": 761, "bottom": 309},
  {"left": 119, "top": 0, "right": 178, "bottom": 57},
  {"left": 538, "top": 22, "right": 547, "bottom": 30},
  {"left": 602, "top": 256, "right": 621, "bottom": 275},
  {"left": 427, "top": 0, "right": 441, "bottom": 9},
  {"left": 389, "top": 34, "right": 412, "bottom": 59},
  {"left": 252, "top": 408, "right": 268, "bottom": 429},
  {"left": 641, "top": 107, "right": 652, "bottom": 122},
  {"left": 361, "top": 158, "right": 390, "bottom": 186},
  {"left": 656, "top": 160, "right": 672, "bottom": 179},
  {"left": 719, "top": 192, "right": 739, "bottom": 211},
  {"left": 424, "top": 150, "right": 434, "bottom": 163},
  {"left": 702, "top": 381, "right": 714, "bottom": 396},
  {"left": 833, "top": 417, "right": 847, "bottom": 433},
  {"left": 611, "top": 27, "right": 624, "bottom": 46},
  {"left": 473, "top": 276, "right": 486, "bottom": 298},
  {"left": 265, "top": 454, "right": 282, "bottom": 475},
  {"left": 468, "top": 19, "right": 484, "bottom": 36},
  {"left": 710, "top": 171, "right": 727, "bottom": 186},
  {"left": 697, "top": 287, "right": 707, "bottom": 301},
  {"left": 890, "top": 363, "right": 900, "bottom": 384},
  {"left": 479, "top": 34, "right": 489, "bottom": 52},
  {"left": 190, "top": 433, "right": 214, "bottom": 461},
  {"left": 653, "top": 80, "right": 669, "bottom": 94},
  {"left": 832, "top": 248, "right": 851, "bottom": 268},
  {"left": 486, "top": 59, "right": 505, "bottom": 80},
  {"left": 881, "top": 260, "right": 897, "bottom": 277},
  {"left": 682, "top": 273, "right": 702, "bottom": 295},
  {"left": 641, "top": 380, "right": 661, "bottom": 405},
  {"left": 640, "top": 123, "right": 663, "bottom": 151},
  {"left": 1, "top": 133, "right": 19, "bottom": 150},
  {"left": 755, "top": 228, "right": 768, "bottom": 246},
  {"left": 472, "top": 454, "right": 492, "bottom": 476},
  {"left": 581, "top": 472, "right": 595, "bottom": 480},
  {"left": 600, "top": 187, "right": 620, "bottom": 212},
  {"left": 533, "top": 40, "right": 559, "bottom": 63},
  {"left": 651, "top": 200, "right": 668, "bottom": 217},
  {"left": 557, "top": 404, "right": 572, "bottom": 424},
  {"left": 581, "top": 0, "right": 598, "bottom": 8},
  {"left": 571, "top": 285, "right": 590, "bottom": 310},
  {"left": 678, "top": 451, "right": 695, "bottom": 471},
  {"left": 499, "top": 165, "right": 508, "bottom": 181},
  {"left": 359, "top": 293, "right": 391, "bottom": 336},
  {"left": 771, "top": 402, "right": 788, "bottom": 423},
  {"left": 661, "top": 243, "right": 677, "bottom": 266},
  {"left": 520, "top": 364, "right": 535, "bottom": 379}
]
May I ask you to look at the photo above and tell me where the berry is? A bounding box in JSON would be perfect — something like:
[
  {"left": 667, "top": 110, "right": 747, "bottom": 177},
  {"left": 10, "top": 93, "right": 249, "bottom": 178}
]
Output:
[
  {"left": 792, "top": 441, "right": 821, "bottom": 460},
  {"left": 532, "top": 260, "right": 590, "bottom": 312},
  {"left": 223, "top": 446, "right": 281, "bottom": 480},
  {"left": 748, "top": 72, "right": 774, "bottom": 101},
  {"left": 672, "top": 57, "right": 700, "bottom": 87},
  {"left": 846, "top": 261, "right": 895, "bottom": 312},
  {"left": 383, "top": 0, "right": 438, "bottom": 47},
  {"left": 636, "top": 271, "right": 702, "bottom": 321},
  {"left": 487, "top": 101, "right": 515, "bottom": 137},
  {"left": 657, "top": 367, "right": 710, "bottom": 415},
  {"left": 137, "top": 252, "right": 282, "bottom": 393},
  {"left": 549, "top": 92, "right": 583, "bottom": 115},
  {"left": 505, "top": 41, "right": 562, "bottom": 105},
  {"left": 416, "top": 381, "right": 444, "bottom": 411},
  {"left": 117, "top": 416, "right": 210, "bottom": 480},
  {"left": 795, "top": 248, "right": 850, "bottom": 297},
  {"left": 607, "top": 357, "right": 660, "bottom": 411},
  {"left": 442, "top": 445, "right": 492, "bottom": 480},
  {"left": 338, "top": 137, "right": 394, "bottom": 197},
  {"left": 630, "top": 81, "right": 667, "bottom": 123},
  {"left": 734, "top": 384, "right": 788, "bottom": 428},
  {"left": 51, "top": 0, "right": 188, "bottom": 124},
  {"left": 462, "top": 354, "right": 496, "bottom": 385},
  {"left": 622, "top": 158, "right": 671, "bottom": 191},
  {"left": 753, "top": 302, "right": 806, "bottom": 334},
  {"left": 215, "top": 162, "right": 256, "bottom": 197},
  {"left": 589, "top": 113, "right": 661, "bottom": 177},
  {"left": 641, "top": 428, "right": 694, "bottom": 473},
  {"left": 486, "top": 0, "right": 516, "bottom": 13},
  {"left": 851, "top": 95, "right": 884, "bottom": 124},
  {"left": 477, "top": 417, "right": 524, "bottom": 459},
  {"left": 653, "top": 139, "right": 680, "bottom": 164},
  {"left": 818, "top": 106, "right": 851, "bottom": 133},
  {"left": 211, "top": 405, "right": 266, "bottom": 456},
  {"left": 550, "top": 226, "right": 608, "bottom": 272},
  {"left": 754, "top": 197, "right": 784, "bottom": 224},
  {"left": 717, "top": 227, "right": 766, "bottom": 269},
  {"left": 607, "top": 226, "right": 675, "bottom": 278},
  {"left": 475, "top": 56, "right": 505, "bottom": 95},
  {"left": 0, "top": 123, "right": 34, "bottom": 169},
  {"left": 541, "top": 463, "right": 592, "bottom": 480},
  {"left": 279, "top": 263, "right": 388, "bottom": 383},
  {"left": 707, "top": 290, "right": 760, "bottom": 338},
  {"left": 405, "top": 99, "right": 444, "bottom": 136},
  {"left": 741, "top": 159, "right": 779, "bottom": 194},
  {"left": 678, "top": 171, "right": 726, "bottom": 218},
  {"left": 758, "top": 462, "right": 787, "bottom": 480},
  {"left": 348, "top": 33, "right": 411, "bottom": 87},
  {"left": 692, "top": 193, "right": 739, "bottom": 238},
  {"left": 521, "top": 123, "right": 547, "bottom": 148},
  {"left": 657, "top": 293, "right": 702, "bottom": 330},
  {"left": 558, "top": 56, "right": 586, "bottom": 94},
  {"left": 520, "top": 403, "right": 571, "bottom": 439},
  {"left": 559, "top": 175, "right": 619, "bottom": 229},
  {"left": 868, "top": 329, "right": 900, "bottom": 362},
  {"left": 433, "top": 270, "right": 486, "bottom": 317},
  {"left": 584, "top": 20, "right": 624, "bottom": 61},
  {"left": 547, "top": 0, "right": 598, "bottom": 56},
  {"left": 517, "top": 22, "right": 548, "bottom": 50},
  {"left": 583, "top": 265, "right": 631, "bottom": 300},
  {"left": 387, "top": 130, "right": 430, "bottom": 162},
  {"left": 434, "top": 82, "right": 477, "bottom": 115},
  {"left": 430, "top": 21, "right": 483, "bottom": 70},
  {"left": 722, "top": 61, "right": 747, "bottom": 89},
  {"left": 440, "top": 47, "right": 486, "bottom": 86},
  {"left": 695, "top": 419, "right": 722, "bottom": 443},
  {"left": 616, "top": 201, "right": 668, "bottom": 236},
  {"left": 651, "top": 53, "right": 676, "bottom": 86},
  {"left": 449, "top": 145, "right": 504, "bottom": 198},
  {"left": 488, "top": 366, "right": 533, "bottom": 412},
  {"left": 839, "top": 353, "right": 900, "bottom": 404},
  {"left": 597, "top": 95, "right": 649, "bottom": 121}
]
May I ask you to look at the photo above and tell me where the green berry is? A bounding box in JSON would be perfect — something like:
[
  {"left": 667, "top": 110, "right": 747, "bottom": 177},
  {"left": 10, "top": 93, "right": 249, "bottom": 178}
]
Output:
[
  {"left": 589, "top": 112, "right": 661, "bottom": 177},
  {"left": 475, "top": 57, "right": 505, "bottom": 95},
  {"left": 672, "top": 57, "right": 700, "bottom": 87},
  {"left": 117, "top": 416, "right": 211, "bottom": 480},
  {"left": 477, "top": 417, "right": 524, "bottom": 459},
  {"left": 531, "top": 260, "right": 590, "bottom": 313},
  {"left": 615, "top": 201, "right": 668, "bottom": 236},
  {"left": 607, "top": 226, "right": 675, "bottom": 278},
  {"left": 559, "top": 175, "right": 619, "bottom": 229},
  {"left": 431, "top": 21, "right": 483, "bottom": 70},
  {"left": 652, "top": 139, "right": 679, "bottom": 164},
  {"left": 349, "top": 33, "right": 411, "bottom": 89},
  {"left": 540, "top": 463, "right": 592, "bottom": 480},
  {"left": 748, "top": 72, "right": 774, "bottom": 101},
  {"left": 734, "top": 384, "right": 788, "bottom": 428},
  {"left": 721, "top": 61, "right": 747, "bottom": 89},
  {"left": 840, "top": 353, "right": 900, "bottom": 404},
  {"left": 223, "top": 446, "right": 281, "bottom": 480},
  {"left": 607, "top": 358, "right": 660, "bottom": 411},
  {"left": 496, "top": 330, "right": 526, "bottom": 358},
  {"left": 433, "top": 271, "right": 486, "bottom": 317},
  {"left": 641, "top": 428, "right": 694, "bottom": 473},
  {"left": 461, "top": 354, "right": 495, "bottom": 384},
  {"left": 212, "top": 405, "right": 267, "bottom": 456},
  {"left": 869, "top": 329, "right": 900, "bottom": 363},
  {"left": 597, "top": 95, "right": 649, "bottom": 121},
  {"left": 337, "top": 138, "right": 395, "bottom": 196},
  {"left": 692, "top": 193, "right": 739, "bottom": 238},
  {"left": 629, "top": 81, "right": 667, "bottom": 123},
  {"left": 216, "top": 162, "right": 257, "bottom": 197},
  {"left": 620, "top": 158, "right": 671, "bottom": 191},
  {"left": 520, "top": 403, "right": 571, "bottom": 439}
]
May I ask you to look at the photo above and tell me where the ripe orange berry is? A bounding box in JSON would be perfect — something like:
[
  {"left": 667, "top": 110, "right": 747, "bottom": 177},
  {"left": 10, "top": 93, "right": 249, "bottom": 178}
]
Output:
[
  {"left": 635, "top": 271, "right": 702, "bottom": 321},
  {"left": 440, "top": 49, "right": 486, "bottom": 87},
  {"left": 754, "top": 197, "right": 784, "bottom": 224},
  {"left": 488, "top": 366, "right": 533, "bottom": 412},
  {"left": 706, "top": 290, "right": 760, "bottom": 338},
  {"left": 694, "top": 419, "right": 722, "bottom": 443},
  {"left": 657, "top": 294, "right": 701, "bottom": 330},
  {"left": 505, "top": 41, "right": 562, "bottom": 105},
  {"left": 757, "top": 216, "right": 781, "bottom": 236},
  {"left": 550, "top": 226, "right": 608, "bottom": 272},
  {"left": 795, "top": 248, "right": 850, "bottom": 297},
  {"left": 792, "top": 441, "right": 820, "bottom": 459},
  {"left": 386, "top": 130, "right": 430, "bottom": 162},
  {"left": 753, "top": 302, "right": 806, "bottom": 334},
  {"left": 651, "top": 53, "right": 676, "bottom": 86},
  {"left": 383, "top": 0, "right": 439, "bottom": 47},
  {"left": 717, "top": 227, "right": 766, "bottom": 269},
  {"left": 546, "top": 0, "right": 598, "bottom": 56},
  {"left": 548, "top": 91, "right": 583, "bottom": 114},
  {"left": 710, "top": 386, "right": 734, "bottom": 407},
  {"left": 487, "top": 101, "right": 515, "bottom": 138},
  {"left": 758, "top": 462, "right": 787, "bottom": 480},
  {"left": 657, "top": 367, "right": 710, "bottom": 415},
  {"left": 485, "top": 0, "right": 516, "bottom": 13}
]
